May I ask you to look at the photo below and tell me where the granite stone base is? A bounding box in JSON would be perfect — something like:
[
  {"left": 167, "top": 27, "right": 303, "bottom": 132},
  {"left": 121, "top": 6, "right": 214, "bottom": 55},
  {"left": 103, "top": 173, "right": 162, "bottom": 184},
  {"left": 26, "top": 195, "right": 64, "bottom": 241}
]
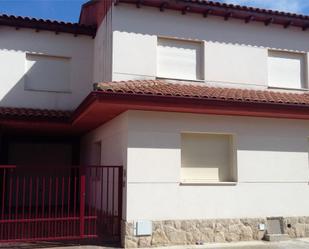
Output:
[
  {"left": 121, "top": 217, "right": 309, "bottom": 248},
  {"left": 284, "top": 217, "right": 309, "bottom": 238},
  {"left": 122, "top": 218, "right": 266, "bottom": 248}
]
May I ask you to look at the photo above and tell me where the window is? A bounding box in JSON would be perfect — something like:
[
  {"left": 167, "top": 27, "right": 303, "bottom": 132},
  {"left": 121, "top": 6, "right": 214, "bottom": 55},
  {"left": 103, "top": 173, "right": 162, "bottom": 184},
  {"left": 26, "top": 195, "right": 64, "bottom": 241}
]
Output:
[
  {"left": 268, "top": 50, "right": 306, "bottom": 89},
  {"left": 181, "top": 133, "right": 235, "bottom": 183},
  {"left": 157, "top": 38, "right": 203, "bottom": 80},
  {"left": 25, "top": 54, "right": 71, "bottom": 92}
]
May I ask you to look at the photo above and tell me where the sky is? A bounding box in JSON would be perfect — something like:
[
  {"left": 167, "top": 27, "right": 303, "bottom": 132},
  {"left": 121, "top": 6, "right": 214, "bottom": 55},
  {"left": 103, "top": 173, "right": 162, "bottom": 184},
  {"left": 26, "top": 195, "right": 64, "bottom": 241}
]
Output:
[
  {"left": 219, "top": 0, "right": 309, "bottom": 14},
  {"left": 0, "top": 0, "right": 309, "bottom": 23},
  {"left": 0, "top": 0, "right": 88, "bottom": 23}
]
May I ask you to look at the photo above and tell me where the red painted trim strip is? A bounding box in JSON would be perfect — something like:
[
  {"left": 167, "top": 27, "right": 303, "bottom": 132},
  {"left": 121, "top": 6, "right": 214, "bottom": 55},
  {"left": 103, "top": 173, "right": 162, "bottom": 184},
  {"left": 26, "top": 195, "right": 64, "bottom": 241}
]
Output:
[
  {"left": 1, "top": 89, "right": 309, "bottom": 135},
  {"left": 93, "top": 91, "right": 309, "bottom": 120}
]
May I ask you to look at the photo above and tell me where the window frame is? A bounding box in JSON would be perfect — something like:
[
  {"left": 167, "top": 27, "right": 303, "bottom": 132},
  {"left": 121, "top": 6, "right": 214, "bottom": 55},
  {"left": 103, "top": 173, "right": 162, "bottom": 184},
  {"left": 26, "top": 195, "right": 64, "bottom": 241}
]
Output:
[
  {"left": 267, "top": 49, "right": 308, "bottom": 91},
  {"left": 156, "top": 36, "right": 205, "bottom": 82},
  {"left": 24, "top": 53, "right": 72, "bottom": 93},
  {"left": 180, "top": 132, "right": 238, "bottom": 185}
]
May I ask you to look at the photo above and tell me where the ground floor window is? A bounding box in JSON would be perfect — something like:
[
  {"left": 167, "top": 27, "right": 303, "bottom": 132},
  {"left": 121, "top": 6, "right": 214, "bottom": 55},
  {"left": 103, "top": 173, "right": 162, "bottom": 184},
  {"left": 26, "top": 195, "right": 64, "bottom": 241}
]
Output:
[{"left": 181, "top": 133, "right": 236, "bottom": 183}]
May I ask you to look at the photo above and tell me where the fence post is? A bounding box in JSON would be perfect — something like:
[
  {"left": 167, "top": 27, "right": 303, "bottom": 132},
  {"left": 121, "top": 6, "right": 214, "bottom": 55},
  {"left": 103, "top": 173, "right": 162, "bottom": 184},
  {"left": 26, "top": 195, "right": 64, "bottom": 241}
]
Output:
[
  {"left": 118, "top": 167, "right": 123, "bottom": 239},
  {"left": 80, "top": 166, "right": 86, "bottom": 238}
]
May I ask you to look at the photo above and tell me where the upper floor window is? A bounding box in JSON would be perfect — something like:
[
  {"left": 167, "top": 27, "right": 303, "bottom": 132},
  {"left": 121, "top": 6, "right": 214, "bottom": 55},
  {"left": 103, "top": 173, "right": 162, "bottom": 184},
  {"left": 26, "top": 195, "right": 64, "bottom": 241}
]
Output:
[
  {"left": 25, "top": 54, "right": 71, "bottom": 92},
  {"left": 268, "top": 50, "right": 306, "bottom": 89},
  {"left": 157, "top": 38, "right": 203, "bottom": 81}
]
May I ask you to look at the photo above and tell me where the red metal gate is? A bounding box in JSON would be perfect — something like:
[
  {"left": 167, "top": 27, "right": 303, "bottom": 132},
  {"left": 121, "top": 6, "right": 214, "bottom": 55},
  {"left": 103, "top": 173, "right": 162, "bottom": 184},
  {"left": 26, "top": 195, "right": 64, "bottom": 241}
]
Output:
[{"left": 0, "top": 165, "right": 122, "bottom": 242}]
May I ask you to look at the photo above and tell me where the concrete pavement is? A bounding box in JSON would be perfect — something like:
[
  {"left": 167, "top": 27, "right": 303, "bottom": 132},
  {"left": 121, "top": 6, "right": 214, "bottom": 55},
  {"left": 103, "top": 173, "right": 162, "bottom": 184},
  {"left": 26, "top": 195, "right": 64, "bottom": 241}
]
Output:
[
  {"left": 170, "top": 239, "right": 309, "bottom": 249},
  {"left": 2, "top": 239, "right": 309, "bottom": 249}
]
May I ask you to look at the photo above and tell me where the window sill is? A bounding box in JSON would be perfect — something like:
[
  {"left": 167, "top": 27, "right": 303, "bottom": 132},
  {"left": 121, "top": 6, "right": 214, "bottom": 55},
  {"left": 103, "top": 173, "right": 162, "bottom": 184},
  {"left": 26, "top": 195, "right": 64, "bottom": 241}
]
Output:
[
  {"left": 268, "top": 86, "right": 309, "bottom": 92},
  {"left": 180, "top": 181, "right": 238, "bottom": 186},
  {"left": 156, "top": 76, "right": 205, "bottom": 83},
  {"left": 24, "top": 88, "right": 72, "bottom": 94}
]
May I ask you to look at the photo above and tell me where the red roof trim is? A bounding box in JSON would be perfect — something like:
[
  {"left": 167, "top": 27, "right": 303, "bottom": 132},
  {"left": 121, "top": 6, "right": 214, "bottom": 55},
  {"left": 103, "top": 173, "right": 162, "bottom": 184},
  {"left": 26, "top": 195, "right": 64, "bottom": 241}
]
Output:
[
  {"left": 0, "top": 14, "right": 96, "bottom": 37},
  {"left": 69, "top": 80, "right": 309, "bottom": 133},
  {"left": 0, "top": 107, "right": 72, "bottom": 123},
  {"left": 70, "top": 89, "right": 309, "bottom": 133},
  {"left": 117, "top": 0, "right": 309, "bottom": 30},
  {"left": 2, "top": 80, "right": 309, "bottom": 134},
  {"left": 91, "top": 90, "right": 309, "bottom": 119}
]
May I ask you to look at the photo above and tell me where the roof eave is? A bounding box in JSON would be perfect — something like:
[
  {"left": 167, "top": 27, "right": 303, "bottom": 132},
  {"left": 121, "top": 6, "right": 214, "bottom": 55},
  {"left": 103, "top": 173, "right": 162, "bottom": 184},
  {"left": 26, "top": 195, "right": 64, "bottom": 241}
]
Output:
[
  {"left": 71, "top": 91, "right": 309, "bottom": 133},
  {"left": 0, "top": 15, "right": 97, "bottom": 37},
  {"left": 1, "top": 90, "right": 309, "bottom": 135},
  {"left": 117, "top": 0, "right": 309, "bottom": 30}
]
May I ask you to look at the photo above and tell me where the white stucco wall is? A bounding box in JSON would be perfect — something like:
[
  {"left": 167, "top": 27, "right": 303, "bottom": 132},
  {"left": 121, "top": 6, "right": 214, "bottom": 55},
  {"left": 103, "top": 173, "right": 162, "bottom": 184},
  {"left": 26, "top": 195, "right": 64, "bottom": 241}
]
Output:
[
  {"left": 204, "top": 43, "right": 268, "bottom": 86},
  {"left": 0, "top": 26, "right": 93, "bottom": 110},
  {"left": 93, "top": 8, "right": 113, "bottom": 83},
  {"left": 125, "top": 110, "right": 309, "bottom": 220},
  {"left": 112, "top": 4, "right": 309, "bottom": 88},
  {"left": 113, "top": 31, "right": 157, "bottom": 81},
  {"left": 81, "top": 112, "right": 128, "bottom": 218}
]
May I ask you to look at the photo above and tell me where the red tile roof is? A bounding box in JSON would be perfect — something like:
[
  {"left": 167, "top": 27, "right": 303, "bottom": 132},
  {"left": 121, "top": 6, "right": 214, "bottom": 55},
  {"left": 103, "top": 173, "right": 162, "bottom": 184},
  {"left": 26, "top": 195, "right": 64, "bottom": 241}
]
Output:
[
  {"left": 95, "top": 80, "right": 309, "bottom": 107},
  {"left": 1, "top": 81, "right": 309, "bottom": 132},
  {"left": 0, "top": 14, "right": 96, "bottom": 37},
  {"left": 0, "top": 107, "right": 72, "bottom": 121},
  {"left": 117, "top": 0, "right": 309, "bottom": 30},
  {"left": 184, "top": 0, "right": 309, "bottom": 20}
]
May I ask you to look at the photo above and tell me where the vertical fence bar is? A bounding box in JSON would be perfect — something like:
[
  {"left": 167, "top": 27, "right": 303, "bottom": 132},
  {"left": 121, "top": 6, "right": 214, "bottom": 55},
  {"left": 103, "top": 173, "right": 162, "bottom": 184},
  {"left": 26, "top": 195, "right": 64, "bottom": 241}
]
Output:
[
  {"left": 61, "top": 176, "right": 65, "bottom": 237},
  {"left": 55, "top": 177, "right": 59, "bottom": 238},
  {"left": 15, "top": 176, "right": 19, "bottom": 239},
  {"left": 87, "top": 167, "right": 92, "bottom": 235},
  {"left": 80, "top": 166, "right": 86, "bottom": 238},
  {"left": 106, "top": 168, "right": 109, "bottom": 233},
  {"left": 41, "top": 177, "right": 45, "bottom": 238},
  {"left": 21, "top": 176, "right": 26, "bottom": 240},
  {"left": 34, "top": 177, "right": 39, "bottom": 239},
  {"left": 0, "top": 165, "right": 123, "bottom": 243},
  {"left": 1, "top": 168, "right": 6, "bottom": 223},
  {"left": 73, "top": 172, "right": 77, "bottom": 237},
  {"left": 28, "top": 176, "right": 33, "bottom": 239},
  {"left": 118, "top": 167, "right": 123, "bottom": 239},
  {"left": 67, "top": 175, "right": 71, "bottom": 237},
  {"left": 94, "top": 167, "right": 98, "bottom": 236},
  {"left": 111, "top": 168, "right": 115, "bottom": 236},
  {"left": 7, "top": 174, "right": 13, "bottom": 240},
  {"left": 47, "top": 176, "right": 52, "bottom": 238}
]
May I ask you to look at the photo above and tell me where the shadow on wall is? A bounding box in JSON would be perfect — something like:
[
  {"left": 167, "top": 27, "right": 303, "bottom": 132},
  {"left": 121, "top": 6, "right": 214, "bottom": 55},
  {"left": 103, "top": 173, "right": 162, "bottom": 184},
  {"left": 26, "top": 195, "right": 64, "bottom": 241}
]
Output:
[
  {"left": 0, "top": 58, "right": 72, "bottom": 110},
  {"left": 126, "top": 111, "right": 309, "bottom": 153},
  {"left": 0, "top": 27, "right": 93, "bottom": 110}
]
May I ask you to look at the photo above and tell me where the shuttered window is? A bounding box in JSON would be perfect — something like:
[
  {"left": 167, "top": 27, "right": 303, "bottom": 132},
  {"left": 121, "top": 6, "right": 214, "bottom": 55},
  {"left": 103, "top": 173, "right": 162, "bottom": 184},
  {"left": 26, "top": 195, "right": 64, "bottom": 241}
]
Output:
[
  {"left": 157, "top": 38, "right": 203, "bottom": 80},
  {"left": 268, "top": 50, "right": 306, "bottom": 89},
  {"left": 181, "top": 133, "right": 235, "bottom": 183},
  {"left": 25, "top": 54, "right": 71, "bottom": 92}
]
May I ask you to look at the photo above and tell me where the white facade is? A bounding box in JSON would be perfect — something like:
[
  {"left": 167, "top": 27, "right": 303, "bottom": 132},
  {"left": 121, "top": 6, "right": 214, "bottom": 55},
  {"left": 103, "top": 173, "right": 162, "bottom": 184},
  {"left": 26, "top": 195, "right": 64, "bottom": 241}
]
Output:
[
  {"left": 2, "top": 0, "right": 309, "bottom": 239},
  {"left": 93, "top": 7, "right": 113, "bottom": 83},
  {"left": 111, "top": 4, "right": 309, "bottom": 89},
  {"left": 81, "top": 112, "right": 128, "bottom": 219},
  {"left": 3, "top": 2, "right": 309, "bottom": 110},
  {"left": 0, "top": 26, "right": 93, "bottom": 110},
  {"left": 82, "top": 110, "right": 309, "bottom": 221},
  {"left": 80, "top": 2, "right": 309, "bottom": 225}
]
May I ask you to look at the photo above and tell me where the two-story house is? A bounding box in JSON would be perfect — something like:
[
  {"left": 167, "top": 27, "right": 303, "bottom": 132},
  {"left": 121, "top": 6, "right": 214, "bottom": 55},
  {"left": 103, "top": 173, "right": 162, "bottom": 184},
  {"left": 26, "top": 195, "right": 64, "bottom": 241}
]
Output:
[{"left": 1, "top": 0, "right": 309, "bottom": 247}]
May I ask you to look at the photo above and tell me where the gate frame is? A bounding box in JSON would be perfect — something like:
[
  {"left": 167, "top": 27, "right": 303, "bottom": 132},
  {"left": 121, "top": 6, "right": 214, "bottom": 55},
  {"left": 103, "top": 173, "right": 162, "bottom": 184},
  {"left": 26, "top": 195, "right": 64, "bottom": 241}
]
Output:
[{"left": 0, "top": 164, "right": 123, "bottom": 243}]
